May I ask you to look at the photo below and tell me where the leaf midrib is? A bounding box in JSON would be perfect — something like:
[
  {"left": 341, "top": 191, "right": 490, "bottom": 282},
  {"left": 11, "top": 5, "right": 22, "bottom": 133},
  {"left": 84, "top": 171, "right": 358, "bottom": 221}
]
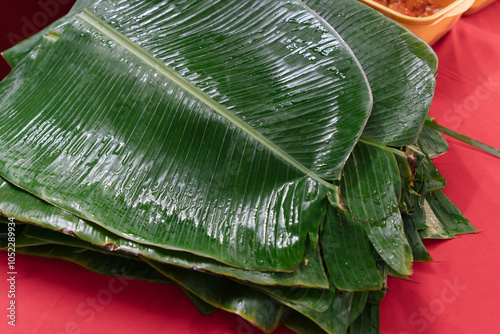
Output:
[{"left": 78, "top": 10, "right": 337, "bottom": 193}]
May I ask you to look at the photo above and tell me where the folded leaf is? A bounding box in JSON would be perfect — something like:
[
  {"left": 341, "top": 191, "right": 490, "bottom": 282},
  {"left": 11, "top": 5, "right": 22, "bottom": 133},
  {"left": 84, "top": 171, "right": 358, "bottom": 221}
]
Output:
[
  {"left": 348, "top": 303, "right": 379, "bottom": 334},
  {"left": 402, "top": 214, "right": 433, "bottom": 262},
  {"left": 340, "top": 143, "right": 413, "bottom": 276},
  {"left": 425, "top": 191, "right": 479, "bottom": 236},
  {"left": 322, "top": 204, "right": 383, "bottom": 291},
  {"left": 419, "top": 199, "right": 455, "bottom": 239}
]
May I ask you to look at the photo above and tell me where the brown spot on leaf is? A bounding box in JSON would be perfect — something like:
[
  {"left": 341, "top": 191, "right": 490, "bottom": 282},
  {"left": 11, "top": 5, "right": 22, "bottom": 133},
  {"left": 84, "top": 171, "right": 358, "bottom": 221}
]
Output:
[
  {"left": 60, "top": 228, "right": 77, "bottom": 237},
  {"left": 105, "top": 243, "right": 118, "bottom": 251}
]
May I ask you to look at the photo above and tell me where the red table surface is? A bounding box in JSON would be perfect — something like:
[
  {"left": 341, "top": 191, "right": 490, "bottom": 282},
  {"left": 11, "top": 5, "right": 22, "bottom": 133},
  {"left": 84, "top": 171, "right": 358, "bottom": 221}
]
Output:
[{"left": 1, "top": 1, "right": 499, "bottom": 333}]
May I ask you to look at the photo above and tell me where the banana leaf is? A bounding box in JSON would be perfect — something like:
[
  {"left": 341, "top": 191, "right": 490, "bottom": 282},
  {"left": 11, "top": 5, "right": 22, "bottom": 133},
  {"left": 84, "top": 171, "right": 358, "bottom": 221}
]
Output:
[
  {"left": 366, "top": 263, "right": 388, "bottom": 304},
  {"left": 17, "top": 221, "right": 284, "bottom": 332},
  {"left": 0, "top": 216, "right": 15, "bottom": 224},
  {"left": 0, "top": 178, "right": 329, "bottom": 288},
  {"left": 402, "top": 213, "right": 433, "bottom": 262},
  {"left": 19, "top": 213, "right": 355, "bottom": 326},
  {"left": 339, "top": 142, "right": 413, "bottom": 276},
  {"left": 348, "top": 291, "right": 370, "bottom": 325},
  {"left": 277, "top": 287, "right": 353, "bottom": 334},
  {"left": 250, "top": 281, "right": 334, "bottom": 313},
  {"left": 3, "top": 0, "right": 438, "bottom": 150},
  {"left": 279, "top": 290, "right": 368, "bottom": 334},
  {"left": 282, "top": 309, "right": 328, "bottom": 334},
  {"left": 419, "top": 199, "right": 456, "bottom": 239},
  {"left": 20, "top": 212, "right": 334, "bottom": 314},
  {"left": 1, "top": 226, "right": 51, "bottom": 248},
  {"left": 348, "top": 303, "right": 379, "bottom": 334},
  {"left": 304, "top": 0, "right": 438, "bottom": 145},
  {"left": 0, "top": 0, "right": 375, "bottom": 273},
  {"left": 0, "top": 221, "right": 27, "bottom": 247},
  {"left": 422, "top": 191, "right": 478, "bottom": 237},
  {"left": 0, "top": 1, "right": 479, "bottom": 333},
  {"left": 1, "top": 0, "right": 98, "bottom": 67},
  {"left": 283, "top": 291, "right": 368, "bottom": 334},
  {"left": 402, "top": 190, "right": 428, "bottom": 230},
  {"left": 414, "top": 150, "right": 447, "bottom": 194},
  {"left": 418, "top": 124, "right": 449, "bottom": 158},
  {"left": 322, "top": 205, "right": 384, "bottom": 291}
]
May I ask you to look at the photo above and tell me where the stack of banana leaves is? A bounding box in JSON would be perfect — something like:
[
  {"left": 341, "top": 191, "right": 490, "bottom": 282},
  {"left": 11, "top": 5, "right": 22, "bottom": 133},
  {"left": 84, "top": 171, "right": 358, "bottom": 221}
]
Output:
[{"left": 0, "top": 0, "right": 480, "bottom": 333}]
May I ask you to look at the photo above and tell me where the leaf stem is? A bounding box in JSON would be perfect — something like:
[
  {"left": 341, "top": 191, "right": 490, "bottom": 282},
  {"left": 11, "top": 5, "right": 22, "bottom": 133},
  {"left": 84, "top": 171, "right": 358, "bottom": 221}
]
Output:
[{"left": 424, "top": 120, "right": 500, "bottom": 159}]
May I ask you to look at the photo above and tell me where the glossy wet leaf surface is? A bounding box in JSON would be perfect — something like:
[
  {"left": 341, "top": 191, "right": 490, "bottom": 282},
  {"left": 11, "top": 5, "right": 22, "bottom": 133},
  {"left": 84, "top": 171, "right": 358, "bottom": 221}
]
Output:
[
  {"left": 340, "top": 143, "right": 413, "bottom": 276},
  {"left": 0, "top": 0, "right": 479, "bottom": 333},
  {"left": 0, "top": 179, "right": 329, "bottom": 288},
  {"left": 305, "top": 0, "right": 438, "bottom": 145},
  {"left": 322, "top": 205, "right": 383, "bottom": 291},
  {"left": 0, "top": 0, "right": 376, "bottom": 273},
  {"left": 418, "top": 124, "right": 449, "bottom": 158}
]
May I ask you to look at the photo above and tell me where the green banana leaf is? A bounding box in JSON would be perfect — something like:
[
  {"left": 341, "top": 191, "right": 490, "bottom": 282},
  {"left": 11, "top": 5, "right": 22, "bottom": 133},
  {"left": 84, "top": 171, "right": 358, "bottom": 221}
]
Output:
[
  {"left": 0, "top": 0, "right": 375, "bottom": 273},
  {"left": 348, "top": 303, "right": 379, "bottom": 334},
  {"left": 422, "top": 191, "right": 478, "bottom": 237},
  {"left": 0, "top": 216, "right": 15, "bottom": 224},
  {"left": 250, "top": 281, "right": 334, "bottom": 313},
  {"left": 339, "top": 142, "right": 413, "bottom": 276},
  {"left": 18, "top": 214, "right": 351, "bottom": 323},
  {"left": 282, "top": 308, "right": 328, "bottom": 334},
  {"left": 366, "top": 263, "right": 388, "bottom": 304},
  {"left": 281, "top": 294, "right": 368, "bottom": 334},
  {"left": 2, "top": 226, "right": 52, "bottom": 249},
  {"left": 17, "top": 221, "right": 286, "bottom": 331},
  {"left": 20, "top": 213, "right": 333, "bottom": 314},
  {"left": 278, "top": 286, "right": 353, "bottom": 334},
  {"left": 1, "top": 0, "right": 97, "bottom": 67},
  {"left": 403, "top": 213, "right": 433, "bottom": 262},
  {"left": 0, "top": 222, "right": 28, "bottom": 248},
  {"left": 414, "top": 150, "right": 447, "bottom": 194},
  {"left": 305, "top": 0, "right": 438, "bottom": 145},
  {"left": 348, "top": 291, "right": 370, "bottom": 325},
  {"left": 0, "top": 179, "right": 329, "bottom": 288},
  {"left": 3, "top": 0, "right": 438, "bottom": 150},
  {"left": 419, "top": 199, "right": 456, "bottom": 239},
  {"left": 418, "top": 124, "right": 449, "bottom": 158},
  {"left": 322, "top": 205, "right": 384, "bottom": 291},
  {"left": 279, "top": 290, "right": 368, "bottom": 334},
  {"left": 0, "top": 1, "right": 477, "bottom": 334},
  {"left": 402, "top": 190, "right": 428, "bottom": 230},
  {"left": 394, "top": 153, "right": 416, "bottom": 206}
]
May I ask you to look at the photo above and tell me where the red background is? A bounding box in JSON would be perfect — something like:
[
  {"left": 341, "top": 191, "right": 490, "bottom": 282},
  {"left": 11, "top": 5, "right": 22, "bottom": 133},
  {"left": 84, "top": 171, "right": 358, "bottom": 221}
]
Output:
[{"left": 1, "top": 1, "right": 499, "bottom": 333}]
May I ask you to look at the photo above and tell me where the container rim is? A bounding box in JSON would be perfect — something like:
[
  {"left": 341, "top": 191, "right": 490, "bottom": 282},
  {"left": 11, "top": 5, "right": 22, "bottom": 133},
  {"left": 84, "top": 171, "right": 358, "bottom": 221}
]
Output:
[{"left": 359, "top": 0, "right": 475, "bottom": 26}]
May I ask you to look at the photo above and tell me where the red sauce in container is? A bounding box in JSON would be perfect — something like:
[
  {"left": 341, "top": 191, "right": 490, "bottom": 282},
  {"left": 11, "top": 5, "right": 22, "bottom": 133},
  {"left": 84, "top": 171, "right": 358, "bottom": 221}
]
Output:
[{"left": 372, "top": 0, "right": 443, "bottom": 17}]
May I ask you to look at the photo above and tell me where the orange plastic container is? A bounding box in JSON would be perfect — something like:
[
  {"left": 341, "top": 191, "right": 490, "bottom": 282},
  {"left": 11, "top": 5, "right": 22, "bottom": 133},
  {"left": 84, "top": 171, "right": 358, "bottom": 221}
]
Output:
[
  {"left": 464, "top": 0, "right": 497, "bottom": 15},
  {"left": 358, "top": 0, "right": 475, "bottom": 45}
]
